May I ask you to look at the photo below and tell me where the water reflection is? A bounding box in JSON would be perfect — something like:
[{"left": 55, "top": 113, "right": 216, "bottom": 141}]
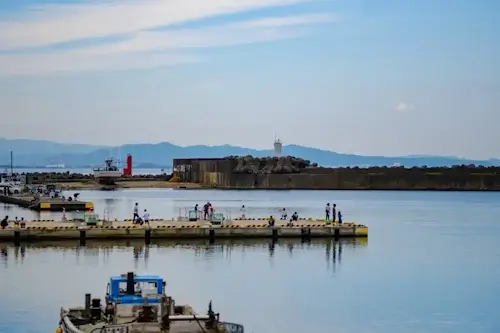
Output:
[
  {"left": 102, "top": 198, "right": 119, "bottom": 218},
  {"left": 0, "top": 238, "right": 367, "bottom": 271}
]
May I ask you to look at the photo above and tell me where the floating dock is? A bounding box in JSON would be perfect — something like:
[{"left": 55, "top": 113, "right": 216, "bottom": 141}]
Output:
[
  {"left": 0, "top": 194, "right": 94, "bottom": 212},
  {"left": 0, "top": 219, "right": 367, "bottom": 243}
]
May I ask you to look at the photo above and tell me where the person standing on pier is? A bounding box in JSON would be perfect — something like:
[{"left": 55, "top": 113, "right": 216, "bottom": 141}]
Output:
[
  {"left": 325, "top": 203, "right": 330, "bottom": 221},
  {"left": 133, "top": 203, "right": 139, "bottom": 223},
  {"left": 332, "top": 204, "right": 337, "bottom": 223},
  {"left": 194, "top": 204, "right": 199, "bottom": 220},
  {"left": 203, "top": 202, "right": 209, "bottom": 220},
  {"left": 338, "top": 211, "right": 342, "bottom": 224},
  {"left": 209, "top": 203, "right": 214, "bottom": 218},
  {"left": 143, "top": 209, "right": 150, "bottom": 225},
  {"left": 240, "top": 205, "right": 246, "bottom": 219}
]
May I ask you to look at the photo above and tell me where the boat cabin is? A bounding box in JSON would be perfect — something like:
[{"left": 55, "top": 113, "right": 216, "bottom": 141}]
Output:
[{"left": 106, "top": 272, "right": 165, "bottom": 304}]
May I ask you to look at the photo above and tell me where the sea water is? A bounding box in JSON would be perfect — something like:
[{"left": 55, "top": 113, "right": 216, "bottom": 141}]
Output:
[{"left": 0, "top": 189, "right": 499, "bottom": 333}]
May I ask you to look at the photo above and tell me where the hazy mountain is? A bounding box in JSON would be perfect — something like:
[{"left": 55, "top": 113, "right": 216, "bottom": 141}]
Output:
[
  {"left": 0, "top": 139, "right": 498, "bottom": 168},
  {"left": 0, "top": 138, "right": 107, "bottom": 167}
]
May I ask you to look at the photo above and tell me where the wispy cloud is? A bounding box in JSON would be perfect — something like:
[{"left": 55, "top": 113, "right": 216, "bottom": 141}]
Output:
[
  {"left": 0, "top": 0, "right": 314, "bottom": 50},
  {"left": 0, "top": 0, "right": 336, "bottom": 75},
  {"left": 240, "top": 13, "right": 337, "bottom": 27}
]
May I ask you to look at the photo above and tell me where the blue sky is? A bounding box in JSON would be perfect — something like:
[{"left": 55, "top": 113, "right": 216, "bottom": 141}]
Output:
[{"left": 0, "top": 0, "right": 498, "bottom": 158}]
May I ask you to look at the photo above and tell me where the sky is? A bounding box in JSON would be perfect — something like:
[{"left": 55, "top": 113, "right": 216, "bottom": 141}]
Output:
[{"left": 0, "top": 0, "right": 499, "bottom": 159}]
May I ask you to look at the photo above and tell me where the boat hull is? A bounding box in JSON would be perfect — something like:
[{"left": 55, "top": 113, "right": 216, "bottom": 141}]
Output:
[{"left": 93, "top": 171, "right": 122, "bottom": 178}]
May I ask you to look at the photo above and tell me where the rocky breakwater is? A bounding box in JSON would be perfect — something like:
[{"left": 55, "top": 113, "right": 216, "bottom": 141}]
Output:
[
  {"left": 230, "top": 155, "right": 316, "bottom": 174},
  {"left": 25, "top": 172, "right": 171, "bottom": 184}
]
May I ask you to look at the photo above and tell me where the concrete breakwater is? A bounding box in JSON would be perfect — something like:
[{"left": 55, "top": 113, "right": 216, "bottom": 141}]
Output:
[
  {"left": 0, "top": 220, "right": 368, "bottom": 243},
  {"left": 173, "top": 158, "right": 500, "bottom": 190}
]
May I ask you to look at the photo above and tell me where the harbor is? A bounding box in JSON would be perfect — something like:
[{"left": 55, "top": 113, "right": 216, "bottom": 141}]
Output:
[{"left": 0, "top": 187, "right": 496, "bottom": 333}]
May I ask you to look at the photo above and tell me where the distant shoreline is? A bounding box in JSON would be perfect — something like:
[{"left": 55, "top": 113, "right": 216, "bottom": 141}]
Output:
[
  {"left": 0, "top": 165, "right": 172, "bottom": 171},
  {"left": 55, "top": 180, "right": 201, "bottom": 190},
  {"left": 53, "top": 180, "right": 500, "bottom": 191}
]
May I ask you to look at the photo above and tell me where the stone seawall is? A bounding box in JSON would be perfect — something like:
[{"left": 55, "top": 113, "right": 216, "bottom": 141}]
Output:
[{"left": 221, "top": 169, "right": 500, "bottom": 190}]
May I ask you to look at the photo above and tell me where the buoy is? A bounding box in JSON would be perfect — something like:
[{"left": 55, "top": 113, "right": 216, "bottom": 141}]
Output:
[{"left": 56, "top": 327, "right": 63, "bottom": 333}]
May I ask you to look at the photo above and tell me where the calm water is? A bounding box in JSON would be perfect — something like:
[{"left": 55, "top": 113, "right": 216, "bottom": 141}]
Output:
[{"left": 0, "top": 189, "right": 499, "bottom": 333}]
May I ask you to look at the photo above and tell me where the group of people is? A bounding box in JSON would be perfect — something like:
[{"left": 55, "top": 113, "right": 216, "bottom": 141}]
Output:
[
  {"left": 267, "top": 210, "right": 299, "bottom": 227},
  {"left": 1, "top": 216, "right": 26, "bottom": 229},
  {"left": 194, "top": 202, "right": 215, "bottom": 220},
  {"left": 132, "top": 203, "right": 150, "bottom": 225},
  {"left": 325, "top": 203, "right": 342, "bottom": 223}
]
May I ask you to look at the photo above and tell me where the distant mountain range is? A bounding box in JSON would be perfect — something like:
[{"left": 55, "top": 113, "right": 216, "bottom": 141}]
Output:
[{"left": 0, "top": 138, "right": 498, "bottom": 169}]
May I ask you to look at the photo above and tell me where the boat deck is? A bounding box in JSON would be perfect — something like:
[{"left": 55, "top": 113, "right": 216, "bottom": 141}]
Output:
[
  {"left": 67, "top": 305, "right": 220, "bottom": 333},
  {"left": 80, "top": 322, "right": 213, "bottom": 333}
]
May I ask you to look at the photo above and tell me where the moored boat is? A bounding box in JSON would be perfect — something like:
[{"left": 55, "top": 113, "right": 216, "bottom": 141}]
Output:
[{"left": 58, "top": 272, "right": 244, "bottom": 333}]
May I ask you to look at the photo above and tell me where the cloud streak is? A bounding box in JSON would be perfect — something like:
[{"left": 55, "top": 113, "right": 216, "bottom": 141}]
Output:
[
  {"left": 0, "top": 0, "right": 315, "bottom": 50},
  {"left": 0, "top": 0, "right": 336, "bottom": 75}
]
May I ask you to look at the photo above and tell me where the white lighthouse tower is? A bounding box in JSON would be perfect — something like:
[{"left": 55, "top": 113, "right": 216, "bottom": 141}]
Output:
[{"left": 273, "top": 135, "right": 282, "bottom": 157}]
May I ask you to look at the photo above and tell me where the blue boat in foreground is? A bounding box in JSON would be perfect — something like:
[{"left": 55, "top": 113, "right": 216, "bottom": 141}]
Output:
[{"left": 58, "top": 271, "right": 244, "bottom": 333}]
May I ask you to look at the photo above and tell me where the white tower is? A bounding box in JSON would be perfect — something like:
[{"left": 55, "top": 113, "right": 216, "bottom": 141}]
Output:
[{"left": 273, "top": 135, "right": 282, "bottom": 157}]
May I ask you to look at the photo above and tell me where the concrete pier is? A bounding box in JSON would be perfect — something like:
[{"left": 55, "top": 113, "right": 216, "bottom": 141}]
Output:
[
  {"left": 0, "top": 219, "right": 368, "bottom": 243},
  {"left": 0, "top": 194, "right": 94, "bottom": 212}
]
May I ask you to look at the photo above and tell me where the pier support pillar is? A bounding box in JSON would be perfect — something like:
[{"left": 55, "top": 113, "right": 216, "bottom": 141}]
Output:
[
  {"left": 209, "top": 229, "right": 215, "bottom": 244},
  {"left": 334, "top": 227, "right": 340, "bottom": 240},
  {"left": 272, "top": 228, "right": 278, "bottom": 240},
  {"left": 301, "top": 228, "right": 311, "bottom": 239},
  {"left": 145, "top": 228, "right": 151, "bottom": 245},
  {"left": 13, "top": 230, "right": 20, "bottom": 246},
  {"left": 79, "top": 229, "right": 86, "bottom": 246}
]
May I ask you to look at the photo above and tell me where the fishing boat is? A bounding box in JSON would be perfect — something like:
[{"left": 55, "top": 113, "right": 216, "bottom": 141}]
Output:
[
  {"left": 93, "top": 158, "right": 122, "bottom": 179},
  {"left": 58, "top": 272, "right": 244, "bottom": 333}
]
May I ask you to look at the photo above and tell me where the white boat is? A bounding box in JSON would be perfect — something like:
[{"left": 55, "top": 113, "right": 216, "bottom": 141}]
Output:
[
  {"left": 93, "top": 158, "right": 122, "bottom": 179},
  {"left": 0, "top": 175, "right": 25, "bottom": 194}
]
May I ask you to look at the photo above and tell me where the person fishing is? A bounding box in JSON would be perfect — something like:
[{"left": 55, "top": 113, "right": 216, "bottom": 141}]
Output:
[{"left": 1, "top": 215, "right": 8, "bottom": 229}]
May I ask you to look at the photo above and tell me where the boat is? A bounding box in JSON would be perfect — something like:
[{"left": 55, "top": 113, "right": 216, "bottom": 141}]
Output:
[
  {"left": 58, "top": 272, "right": 244, "bottom": 333},
  {"left": 93, "top": 158, "right": 122, "bottom": 179},
  {"left": 0, "top": 174, "right": 26, "bottom": 194}
]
